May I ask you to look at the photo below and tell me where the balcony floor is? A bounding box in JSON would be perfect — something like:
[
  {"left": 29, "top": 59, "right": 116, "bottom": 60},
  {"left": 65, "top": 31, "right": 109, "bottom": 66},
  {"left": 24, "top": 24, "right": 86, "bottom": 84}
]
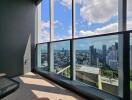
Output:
[{"left": 2, "top": 72, "right": 85, "bottom": 100}]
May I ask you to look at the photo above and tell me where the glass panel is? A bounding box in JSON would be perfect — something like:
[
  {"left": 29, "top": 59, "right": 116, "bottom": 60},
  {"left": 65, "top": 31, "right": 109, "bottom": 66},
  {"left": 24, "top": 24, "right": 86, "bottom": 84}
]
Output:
[
  {"left": 130, "top": 33, "right": 132, "bottom": 100},
  {"left": 75, "top": 35, "right": 119, "bottom": 96},
  {"left": 37, "top": 44, "right": 49, "bottom": 72},
  {"left": 75, "top": 0, "right": 118, "bottom": 37},
  {"left": 53, "top": 41, "right": 70, "bottom": 78},
  {"left": 127, "top": 0, "right": 132, "bottom": 30},
  {"left": 126, "top": 0, "right": 131, "bottom": 97},
  {"left": 39, "top": 0, "right": 50, "bottom": 43},
  {"left": 54, "top": 0, "right": 72, "bottom": 40}
]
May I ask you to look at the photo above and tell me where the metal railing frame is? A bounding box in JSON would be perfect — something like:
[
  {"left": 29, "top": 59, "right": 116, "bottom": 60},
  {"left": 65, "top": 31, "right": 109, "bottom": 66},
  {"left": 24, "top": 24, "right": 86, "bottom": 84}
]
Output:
[{"left": 36, "top": 30, "right": 132, "bottom": 99}]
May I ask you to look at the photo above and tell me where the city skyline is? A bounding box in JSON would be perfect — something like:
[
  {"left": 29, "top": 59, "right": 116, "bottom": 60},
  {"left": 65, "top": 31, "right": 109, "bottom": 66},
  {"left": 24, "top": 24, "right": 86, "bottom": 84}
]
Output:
[{"left": 40, "top": 41, "right": 119, "bottom": 69}]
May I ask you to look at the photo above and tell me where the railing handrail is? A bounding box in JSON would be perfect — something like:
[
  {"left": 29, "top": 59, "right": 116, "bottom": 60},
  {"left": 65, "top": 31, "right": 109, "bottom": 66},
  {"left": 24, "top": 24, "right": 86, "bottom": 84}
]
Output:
[
  {"left": 57, "top": 66, "right": 70, "bottom": 74},
  {"left": 36, "top": 30, "right": 132, "bottom": 45}
]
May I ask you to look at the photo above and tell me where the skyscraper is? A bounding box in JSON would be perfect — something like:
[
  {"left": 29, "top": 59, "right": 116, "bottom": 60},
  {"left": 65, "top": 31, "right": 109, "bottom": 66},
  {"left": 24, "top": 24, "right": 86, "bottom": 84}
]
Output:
[
  {"left": 89, "top": 45, "right": 97, "bottom": 66},
  {"left": 102, "top": 45, "right": 107, "bottom": 66}
]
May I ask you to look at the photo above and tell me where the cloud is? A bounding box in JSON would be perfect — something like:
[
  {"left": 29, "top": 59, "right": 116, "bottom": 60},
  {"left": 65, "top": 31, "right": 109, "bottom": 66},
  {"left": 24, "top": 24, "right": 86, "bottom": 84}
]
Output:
[
  {"left": 80, "top": 0, "right": 118, "bottom": 23},
  {"left": 59, "top": 0, "right": 118, "bottom": 23},
  {"left": 41, "top": 20, "right": 49, "bottom": 29},
  {"left": 60, "top": 0, "right": 132, "bottom": 23},
  {"left": 79, "top": 23, "right": 117, "bottom": 37},
  {"left": 54, "top": 20, "right": 63, "bottom": 28},
  {"left": 39, "top": 20, "right": 65, "bottom": 42},
  {"left": 54, "top": 25, "right": 72, "bottom": 40},
  {"left": 79, "top": 30, "right": 95, "bottom": 36},
  {"left": 54, "top": 32, "right": 72, "bottom": 41},
  {"left": 68, "top": 26, "right": 72, "bottom": 34},
  {"left": 127, "top": 21, "right": 132, "bottom": 30},
  {"left": 79, "top": 21, "right": 132, "bottom": 37},
  {"left": 54, "top": 35, "right": 70, "bottom": 40},
  {"left": 59, "top": 0, "right": 82, "bottom": 8},
  {"left": 39, "top": 21, "right": 50, "bottom": 43},
  {"left": 39, "top": 0, "right": 132, "bottom": 42},
  {"left": 39, "top": 20, "right": 72, "bottom": 42},
  {"left": 60, "top": 0, "right": 72, "bottom": 9},
  {"left": 95, "top": 23, "right": 118, "bottom": 34},
  {"left": 40, "top": 30, "right": 50, "bottom": 43},
  {"left": 39, "top": 20, "right": 132, "bottom": 42},
  {"left": 54, "top": 20, "right": 59, "bottom": 24}
]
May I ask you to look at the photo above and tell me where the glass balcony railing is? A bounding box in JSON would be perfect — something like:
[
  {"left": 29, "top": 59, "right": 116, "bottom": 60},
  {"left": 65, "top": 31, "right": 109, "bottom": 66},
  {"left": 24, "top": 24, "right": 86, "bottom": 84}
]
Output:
[
  {"left": 52, "top": 40, "right": 71, "bottom": 78},
  {"left": 37, "top": 43, "right": 49, "bottom": 72},
  {"left": 75, "top": 35, "right": 119, "bottom": 95},
  {"left": 36, "top": 30, "right": 132, "bottom": 99},
  {"left": 130, "top": 33, "right": 132, "bottom": 100}
]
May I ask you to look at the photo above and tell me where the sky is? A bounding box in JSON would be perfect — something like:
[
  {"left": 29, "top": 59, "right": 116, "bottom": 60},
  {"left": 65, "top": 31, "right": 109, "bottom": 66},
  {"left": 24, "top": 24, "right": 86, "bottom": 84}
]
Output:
[
  {"left": 55, "top": 35, "right": 118, "bottom": 50},
  {"left": 39, "top": 0, "right": 132, "bottom": 45}
]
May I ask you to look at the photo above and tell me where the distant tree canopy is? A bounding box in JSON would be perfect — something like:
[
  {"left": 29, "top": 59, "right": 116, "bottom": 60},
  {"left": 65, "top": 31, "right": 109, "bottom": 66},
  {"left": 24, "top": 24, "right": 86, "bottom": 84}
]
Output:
[{"left": 101, "top": 66, "right": 118, "bottom": 78}]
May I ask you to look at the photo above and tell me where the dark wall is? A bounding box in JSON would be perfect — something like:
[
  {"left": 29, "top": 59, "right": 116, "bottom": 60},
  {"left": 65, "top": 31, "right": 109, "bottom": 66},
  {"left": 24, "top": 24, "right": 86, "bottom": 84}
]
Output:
[{"left": 0, "top": 0, "right": 36, "bottom": 77}]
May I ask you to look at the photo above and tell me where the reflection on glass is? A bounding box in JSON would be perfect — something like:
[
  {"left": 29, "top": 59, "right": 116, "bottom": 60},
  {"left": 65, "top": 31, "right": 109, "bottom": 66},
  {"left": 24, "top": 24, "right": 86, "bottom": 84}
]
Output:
[
  {"left": 53, "top": 41, "right": 70, "bottom": 78},
  {"left": 54, "top": 0, "right": 72, "bottom": 40},
  {"left": 37, "top": 44, "right": 49, "bottom": 72},
  {"left": 40, "top": 0, "right": 50, "bottom": 43},
  {"left": 76, "top": 0, "right": 118, "bottom": 37},
  {"left": 75, "top": 35, "right": 119, "bottom": 96}
]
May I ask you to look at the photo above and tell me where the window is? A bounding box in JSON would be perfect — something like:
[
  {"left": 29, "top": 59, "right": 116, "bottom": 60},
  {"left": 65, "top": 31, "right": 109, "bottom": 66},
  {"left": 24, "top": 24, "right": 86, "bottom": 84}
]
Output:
[
  {"left": 130, "top": 34, "right": 132, "bottom": 99},
  {"left": 36, "top": 0, "right": 131, "bottom": 99},
  {"left": 127, "top": 1, "right": 132, "bottom": 99},
  {"left": 53, "top": 40, "right": 71, "bottom": 78},
  {"left": 39, "top": 0, "right": 50, "bottom": 43},
  {"left": 37, "top": 44, "right": 49, "bottom": 72},
  {"left": 75, "top": 35, "right": 119, "bottom": 96},
  {"left": 127, "top": 0, "right": 132, "bottom": 30},
  {"left": 54, "top": 0, "right": 72, "bottom": 40},
  {"left": 75, "top": 0, "right": 118, "bottom": 37}
]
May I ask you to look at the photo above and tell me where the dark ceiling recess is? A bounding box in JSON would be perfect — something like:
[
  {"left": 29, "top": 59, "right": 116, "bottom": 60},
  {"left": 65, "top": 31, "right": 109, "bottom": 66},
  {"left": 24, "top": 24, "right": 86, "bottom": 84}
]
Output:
[{"left": 33, "top": 0, "right": 42, "bottom": 5}]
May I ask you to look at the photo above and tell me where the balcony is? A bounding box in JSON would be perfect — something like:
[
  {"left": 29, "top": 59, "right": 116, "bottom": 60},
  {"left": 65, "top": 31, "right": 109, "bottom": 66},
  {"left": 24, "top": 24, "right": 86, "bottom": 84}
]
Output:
[
  {"left": 3, "top": 73, "right": 85, "bottom": 100},
  {"left": 0, "top": 0, "right": 131, "bottom": 100},
  {"left": 36, "top": 30, "right": 132, "bottom": 100}
]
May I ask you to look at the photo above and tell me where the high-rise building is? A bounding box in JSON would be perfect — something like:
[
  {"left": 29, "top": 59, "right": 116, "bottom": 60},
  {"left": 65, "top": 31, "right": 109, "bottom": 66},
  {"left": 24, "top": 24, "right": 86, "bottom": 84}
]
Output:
[
  {"left": 102, "top": 45, "right": 107, "bottom": 66},
  {"left": 89, "top": 45, "right": 97, "bottom": 66},
  {"left": 106, "top": 43, "right": 118, "bottom": 70}
]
